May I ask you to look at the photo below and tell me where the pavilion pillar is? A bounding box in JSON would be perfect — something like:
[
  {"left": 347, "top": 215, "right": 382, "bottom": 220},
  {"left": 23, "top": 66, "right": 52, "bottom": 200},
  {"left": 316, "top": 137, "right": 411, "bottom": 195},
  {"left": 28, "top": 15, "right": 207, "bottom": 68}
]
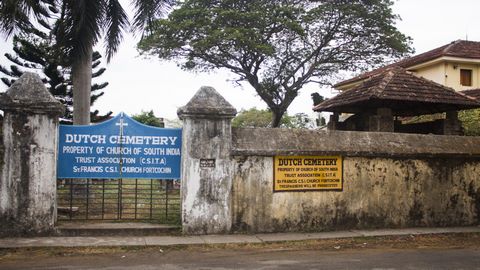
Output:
[
  {"left": 444, "top": 111, "right": 462, "bottom": 135},
  {"left": 327, "top": 113, "right": 339, "bottom": 131},
  {"left": 369, "top": 108, "right": 394, "bottom": 132}
]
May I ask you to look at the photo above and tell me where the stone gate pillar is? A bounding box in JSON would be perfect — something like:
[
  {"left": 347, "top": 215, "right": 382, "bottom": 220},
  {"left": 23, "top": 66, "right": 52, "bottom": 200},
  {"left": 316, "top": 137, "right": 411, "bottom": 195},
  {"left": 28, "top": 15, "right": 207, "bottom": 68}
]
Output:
[
  {"left": 177, "top": 86, "right": 237, "bottom": 234},
  {"left": 0, "top": 73, "right": 64, "bottom": 236}
]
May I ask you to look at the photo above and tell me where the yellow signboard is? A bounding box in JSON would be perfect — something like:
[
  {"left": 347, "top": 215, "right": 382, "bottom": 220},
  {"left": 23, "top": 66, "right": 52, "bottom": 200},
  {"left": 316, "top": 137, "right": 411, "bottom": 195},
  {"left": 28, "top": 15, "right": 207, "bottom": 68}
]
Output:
[{"left": 274, "top": 156, "right": 343, "bottom": 192}]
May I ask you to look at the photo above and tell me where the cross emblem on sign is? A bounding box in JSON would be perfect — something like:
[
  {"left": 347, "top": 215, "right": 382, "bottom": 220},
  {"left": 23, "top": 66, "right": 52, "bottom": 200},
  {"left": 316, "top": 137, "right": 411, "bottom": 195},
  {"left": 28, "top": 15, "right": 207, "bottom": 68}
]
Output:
[
  {"left": 115, "top": 119, "right": 128, "bottom": 128},
  {"left": 116, "top": 113, "right": 128, "bottom": 136}
]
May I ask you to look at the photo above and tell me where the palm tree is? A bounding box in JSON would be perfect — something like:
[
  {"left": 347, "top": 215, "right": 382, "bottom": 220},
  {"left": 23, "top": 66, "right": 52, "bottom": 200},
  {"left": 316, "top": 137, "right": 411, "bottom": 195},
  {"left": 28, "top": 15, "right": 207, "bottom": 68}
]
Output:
[
  {"left": 0, "top": 0, "right": 54, "bottom": 36},
  {"left": 1, "top": 0, "right": 173, "bottom": 125}
]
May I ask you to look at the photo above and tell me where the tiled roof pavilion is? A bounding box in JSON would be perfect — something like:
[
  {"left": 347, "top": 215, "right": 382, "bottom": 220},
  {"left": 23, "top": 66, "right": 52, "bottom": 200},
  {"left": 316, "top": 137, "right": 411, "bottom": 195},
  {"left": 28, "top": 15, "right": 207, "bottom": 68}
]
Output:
[{"left": 313, "top": 67, "right": 480, "bottom": 116}]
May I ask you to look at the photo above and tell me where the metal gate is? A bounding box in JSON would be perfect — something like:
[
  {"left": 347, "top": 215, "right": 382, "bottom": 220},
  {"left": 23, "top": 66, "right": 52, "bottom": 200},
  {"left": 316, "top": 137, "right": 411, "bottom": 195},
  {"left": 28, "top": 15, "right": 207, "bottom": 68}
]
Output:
[
  {"left": 57, "top": 179, "right": 181, "bottom": 224},
  {"left": 56, "top": 113, "right": 182, "bottom": 225}
]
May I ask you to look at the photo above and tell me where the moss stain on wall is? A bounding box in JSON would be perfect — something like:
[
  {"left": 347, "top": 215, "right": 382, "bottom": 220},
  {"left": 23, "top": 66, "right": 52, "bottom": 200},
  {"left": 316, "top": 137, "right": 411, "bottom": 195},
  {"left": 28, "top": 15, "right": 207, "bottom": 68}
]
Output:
[{"left": 232, "top": 156, "right": 480, "bottom": 233}]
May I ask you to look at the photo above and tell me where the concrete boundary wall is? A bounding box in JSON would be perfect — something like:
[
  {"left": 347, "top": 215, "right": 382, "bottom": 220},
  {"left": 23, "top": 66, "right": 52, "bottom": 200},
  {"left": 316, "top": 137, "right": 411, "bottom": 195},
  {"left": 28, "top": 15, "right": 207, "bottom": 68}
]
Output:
[
  {"left": 232, "top": 128, "right": 480, "bottom": 158},
  {"left": 180, "top": 87, "right": 480, "bottom": 234},
  {"left": 1, "top": 84, "right": 478, "bottom": 236},
  {"left": 231, "top": 128, "right": 480, "bottom": 233}
]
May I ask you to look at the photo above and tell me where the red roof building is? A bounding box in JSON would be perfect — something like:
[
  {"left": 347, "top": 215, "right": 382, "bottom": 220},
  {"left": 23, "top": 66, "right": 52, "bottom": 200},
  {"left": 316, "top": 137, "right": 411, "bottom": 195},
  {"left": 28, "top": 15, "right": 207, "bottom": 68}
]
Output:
[{"left": 335, "top": 40, "right": 480, "bottom": 92}]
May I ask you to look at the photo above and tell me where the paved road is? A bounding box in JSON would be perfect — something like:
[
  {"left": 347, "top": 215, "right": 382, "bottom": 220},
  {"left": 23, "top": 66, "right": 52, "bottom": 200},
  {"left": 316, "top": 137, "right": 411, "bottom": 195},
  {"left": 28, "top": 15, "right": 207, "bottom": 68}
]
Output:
[{"left": 1, "top": 248, "right": 479, "bottom": 269}]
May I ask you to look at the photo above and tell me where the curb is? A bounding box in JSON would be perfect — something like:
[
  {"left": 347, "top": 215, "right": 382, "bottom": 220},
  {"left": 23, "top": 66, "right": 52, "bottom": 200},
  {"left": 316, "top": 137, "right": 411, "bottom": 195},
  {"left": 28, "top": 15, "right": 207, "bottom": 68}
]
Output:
[{"left": 0, "top": 226, "right": 479, "bottom": 249}]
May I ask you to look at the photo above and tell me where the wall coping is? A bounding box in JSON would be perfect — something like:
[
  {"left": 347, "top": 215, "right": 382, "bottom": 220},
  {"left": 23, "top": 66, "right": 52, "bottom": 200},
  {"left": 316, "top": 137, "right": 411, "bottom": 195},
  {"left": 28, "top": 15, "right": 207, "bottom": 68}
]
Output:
[
  {"left": 0, "top": 73, "right": 64, "bottom": 115},
  {"left": 232, "top": 128, "right": 480, "bottom": 158},
  {"left": 177, "top": 86, "right": 237, "bottom": 119}
]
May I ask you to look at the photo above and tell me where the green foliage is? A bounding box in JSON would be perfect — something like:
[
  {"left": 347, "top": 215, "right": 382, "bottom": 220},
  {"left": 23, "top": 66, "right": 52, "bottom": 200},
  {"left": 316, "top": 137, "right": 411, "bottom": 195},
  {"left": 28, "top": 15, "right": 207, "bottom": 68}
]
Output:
[
  {"left": 398, "top": 111, "right": 480, "bottom": 136},
  {"left": 139, "top": 0, "right": 412, "bottom": 127},
  {"left": 459, "top": 109, "right": 480, "bottom": 136},
  {"left": 49, "top": 0, "right": 172, "bottom": 63},
  {"left": 0, "top": 12, "right": 111, "bottom": 123},
  {"left": 232, "top": 108, "right": 315, "bottom": 129},
  {"left": 0, "top": 0, "right": 173, "bottom": 125},
  {"left": 0, "top": 0, "right": 54, "bottom": 36},
  {"left": 401, "top": 113, "right": 445, "bottom": 124},
  {"left": 311, "top": 92, "right": 325, "bottom": 106},
  {"left": 285, "top": 112, "right": 317, "bottom": 129},
  {"left": 232, "top": 108, "right": 273, "bottom": 128},
  {"left": 318, "top": 115, "right": 327, "bottom": 127},
  {"left": 132, "top": 110, "right": 165, "bottom": 127}
]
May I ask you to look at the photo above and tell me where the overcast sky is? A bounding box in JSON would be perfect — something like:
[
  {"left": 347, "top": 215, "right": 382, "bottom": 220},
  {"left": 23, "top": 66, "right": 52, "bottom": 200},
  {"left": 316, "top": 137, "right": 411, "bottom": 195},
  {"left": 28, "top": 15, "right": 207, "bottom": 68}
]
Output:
[{"left": 1, "top": 0, "right": 480, "bottom": 120}]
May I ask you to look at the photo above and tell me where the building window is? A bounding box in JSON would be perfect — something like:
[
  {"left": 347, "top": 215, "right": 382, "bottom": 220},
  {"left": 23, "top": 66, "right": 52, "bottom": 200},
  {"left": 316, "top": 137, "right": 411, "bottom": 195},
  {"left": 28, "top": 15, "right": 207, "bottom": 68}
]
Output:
[{"left": 460, "top": 69, "right": 472, "bottom": 86}]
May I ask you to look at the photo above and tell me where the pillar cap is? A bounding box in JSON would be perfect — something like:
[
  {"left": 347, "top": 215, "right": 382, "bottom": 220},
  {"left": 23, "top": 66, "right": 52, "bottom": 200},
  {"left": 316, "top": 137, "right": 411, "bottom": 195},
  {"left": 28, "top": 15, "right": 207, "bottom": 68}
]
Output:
[
  {"left": 0, "top": 72, "right": 64, "bottom": 115},
  {"left": 178, "top": 86, "right": 237, "bottom": 119}
]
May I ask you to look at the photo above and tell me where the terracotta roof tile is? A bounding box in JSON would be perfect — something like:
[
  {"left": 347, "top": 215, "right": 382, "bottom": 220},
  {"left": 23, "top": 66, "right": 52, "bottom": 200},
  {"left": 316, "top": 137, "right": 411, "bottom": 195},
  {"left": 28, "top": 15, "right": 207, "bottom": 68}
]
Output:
[
  {"left": 460, "top": 89, "right": 480, "bottom": 100},
  {"left": 335, "top": 40, "right": 480, "bottom": 88},
  {"left": 314, "top": 67, "right": 480, "bottom": 116}
]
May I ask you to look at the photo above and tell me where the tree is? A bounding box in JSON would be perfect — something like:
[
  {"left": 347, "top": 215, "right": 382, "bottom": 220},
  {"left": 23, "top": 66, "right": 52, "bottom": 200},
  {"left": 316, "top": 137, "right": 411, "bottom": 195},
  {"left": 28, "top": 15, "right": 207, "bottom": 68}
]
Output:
[
  {"left": 311, "top": 92, "right": 327, "bottom": 128},
  {"left": 232, "top": 107, "right": 315, "bottom": 129},
  {"left": 232, "top": 108, "right": 273, "bottom": 128},
  {"left": 132, "top": 110, "right": 165, "bottom": 127},
  {"left": 284, "top": 112, "right": 317, "bottom": 129},
  {"left": 0, "top": 29, "right": 111, "bottom": 123},
  {"left": 0, "top": 0, "right": 54, "bottom": 36},
  {"left": 53, "top": 0, "right": 173, "bottom": 125},
  {"left": 138, "top": 0, "right": 413, "bottom": 127},
  {"left": 311, "top": 92, "right": 325, "bottom": 106},
  {"left": 0, "top": 0, "right": 174, "bottom": 125}
]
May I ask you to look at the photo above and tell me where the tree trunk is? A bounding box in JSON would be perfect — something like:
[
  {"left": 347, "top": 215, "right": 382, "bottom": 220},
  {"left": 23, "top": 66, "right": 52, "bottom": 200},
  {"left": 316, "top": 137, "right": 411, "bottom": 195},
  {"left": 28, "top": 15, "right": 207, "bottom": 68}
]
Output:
[
  {"left": 72, "top": 46, "right": 93, "bottom": 125},
  {"left": 71, "top": 47, "right": 93, "bottom": 197},
  {"left": 271, "top": 109, "right": 285, "bottom": 128}
]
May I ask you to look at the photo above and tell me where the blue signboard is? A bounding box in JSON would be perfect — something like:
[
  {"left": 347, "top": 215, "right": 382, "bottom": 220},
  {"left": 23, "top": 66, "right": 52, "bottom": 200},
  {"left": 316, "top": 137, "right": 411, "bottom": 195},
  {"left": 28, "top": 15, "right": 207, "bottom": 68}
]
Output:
[{"left": 57, "top": 113, "right": 182, "bottom": 179}]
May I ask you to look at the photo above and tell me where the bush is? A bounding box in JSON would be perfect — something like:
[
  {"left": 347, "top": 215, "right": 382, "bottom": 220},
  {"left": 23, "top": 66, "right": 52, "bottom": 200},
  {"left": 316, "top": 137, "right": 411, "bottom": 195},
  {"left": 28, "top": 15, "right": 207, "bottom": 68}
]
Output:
[{"left": 459, "top": 109, "right": 480, "bottom": 136}]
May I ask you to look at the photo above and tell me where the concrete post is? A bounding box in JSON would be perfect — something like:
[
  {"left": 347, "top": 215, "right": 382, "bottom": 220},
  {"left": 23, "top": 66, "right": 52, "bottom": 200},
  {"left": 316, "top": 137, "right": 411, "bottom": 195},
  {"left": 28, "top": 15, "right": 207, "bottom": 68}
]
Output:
[
  {"left": 0, "top": 73, "right": 64, "bottom": 236},
  {"left": 177, "top": 86, "right": 237, "bottom": 234}
]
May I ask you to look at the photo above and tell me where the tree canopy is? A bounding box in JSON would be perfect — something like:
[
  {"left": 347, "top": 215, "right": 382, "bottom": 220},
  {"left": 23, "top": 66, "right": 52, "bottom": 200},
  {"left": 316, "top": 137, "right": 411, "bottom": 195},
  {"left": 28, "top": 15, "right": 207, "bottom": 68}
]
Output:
[
  {"left": 54, "top": 0, "right": 173, "bottom": 125},
  {"left": 0, "top": 0, "right": 54, "bottom": 36},
  {"left": 0, "top": 0, "right": 173, "bottom": 125},
  {"left": 0, "top": 35, "right": 111, "bottom": 123},
  {"left": 139, "top": 0, "right": 413, "bottom": 127},
  {"left": 232, "top": 107, "right": 317, "bottom": 129},
  {"left": 132, "top": 110, "right": 165, "bottom": 127},
  {"left": 0, "top": 2, "right": 112, "bottom": 123}
]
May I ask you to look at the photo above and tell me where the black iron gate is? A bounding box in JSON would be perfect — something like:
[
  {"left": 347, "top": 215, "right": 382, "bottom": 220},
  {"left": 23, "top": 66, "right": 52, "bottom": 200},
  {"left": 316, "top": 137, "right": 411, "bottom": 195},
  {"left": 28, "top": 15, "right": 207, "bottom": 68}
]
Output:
[{"left": 57, "top": 179, "right": 181, "bottom": 224}]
